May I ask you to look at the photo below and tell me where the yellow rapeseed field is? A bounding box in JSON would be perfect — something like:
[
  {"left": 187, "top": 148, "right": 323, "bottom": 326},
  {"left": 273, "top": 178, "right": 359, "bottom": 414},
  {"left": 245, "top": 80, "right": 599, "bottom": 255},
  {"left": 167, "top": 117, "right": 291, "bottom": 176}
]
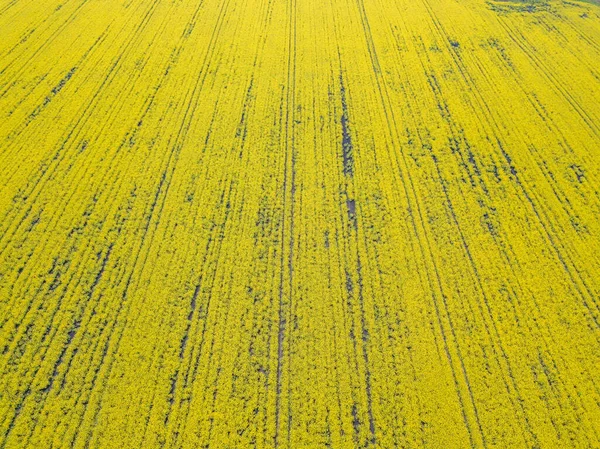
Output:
[{"left": 1, "top": 0, "right": 599, "bottom": 446}]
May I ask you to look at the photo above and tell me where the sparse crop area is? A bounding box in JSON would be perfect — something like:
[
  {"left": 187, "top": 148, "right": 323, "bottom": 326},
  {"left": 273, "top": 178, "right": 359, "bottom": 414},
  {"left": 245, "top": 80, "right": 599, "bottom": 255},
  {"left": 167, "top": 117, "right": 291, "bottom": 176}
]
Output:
[{"left": 1, "top": 0, "right": 599, "bottom": 447}]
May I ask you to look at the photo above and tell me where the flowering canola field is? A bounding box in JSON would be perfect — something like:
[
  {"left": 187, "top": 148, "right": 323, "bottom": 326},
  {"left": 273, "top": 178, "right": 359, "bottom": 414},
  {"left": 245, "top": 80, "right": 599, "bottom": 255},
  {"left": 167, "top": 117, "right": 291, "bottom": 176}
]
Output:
[{"left": 1, "top": 0, "right": 600, "bottom": 446}]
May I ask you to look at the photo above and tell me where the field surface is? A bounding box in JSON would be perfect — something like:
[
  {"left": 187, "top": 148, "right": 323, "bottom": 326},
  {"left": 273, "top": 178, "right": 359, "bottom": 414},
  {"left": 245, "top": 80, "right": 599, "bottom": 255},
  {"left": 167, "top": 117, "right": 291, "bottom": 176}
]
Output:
[{"left": 1, "top": 0, "right": 600, "bottom": 447}]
